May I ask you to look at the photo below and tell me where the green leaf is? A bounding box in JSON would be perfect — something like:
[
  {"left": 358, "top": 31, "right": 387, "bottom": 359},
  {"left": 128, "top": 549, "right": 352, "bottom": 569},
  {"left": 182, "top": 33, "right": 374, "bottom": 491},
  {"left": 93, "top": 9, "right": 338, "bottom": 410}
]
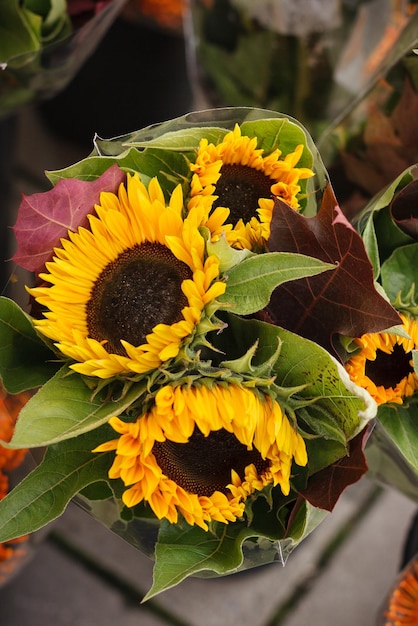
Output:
[
  {"left": 46, "top": 149, "right": 150, "bottom": 185},
  {"left": 285, "top": 497, "right": 329, "bottom": 544},
  {"left": 146, "top": 495, "right": 329, "bottom": 597},
  {"left": 145, "top": 521, "right": 254, "bottom": 599},
  {"left": 365, "top": 421, "right": 418, "bottom": 503},
  {"left": 0, "top": 427, "right": 114, "bottom": 542},
  {"left": 123, "top": 127, "right": 228, "bottom": 151},
  {"left": 0, "top": 297, "right": 59, "bottom": 393},
  {"left": 47, "top": 147, "right": 191, "bottom": 197},
  {"left": 355, "top": 167, "right": 416, "bottom": 267},
  {"left": 0, "top": 3, "right": 41, "bottom": 63},
  {"left": 241, "top": 118, "right": 313, "bottom": 169},
  {"left": 216, "top": 314, "right": 375, "bottom": 449},
  {"left": 219, "top": 252, "right": 335, "bottom": 315},
  {"left": 381, "top": 243, "right": 418, "bottom": 305},
  {"left": 361, "top": 215, "right": 380, "bottom": 278},
  {"left": 377, "top": 402, "right": 418, "bottom": 473},
  {"left": 8, "top": 367, "right": 148, "bottom": 448}
]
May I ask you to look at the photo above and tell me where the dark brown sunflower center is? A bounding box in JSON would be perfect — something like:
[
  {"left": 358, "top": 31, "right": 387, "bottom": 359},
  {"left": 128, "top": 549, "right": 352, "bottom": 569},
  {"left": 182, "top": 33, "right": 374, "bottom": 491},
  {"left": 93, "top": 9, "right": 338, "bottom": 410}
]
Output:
[
  {"left": 213, "top": 163, "right": 273, "bottom": 225},
  {"left": 152, "top": 427, "right": 270, "bottom": 497},
  {"left": 86, "top": 242, "right": 192, "bottom": 356},
  {"left": 365, "top": 343, "right": 414, "bottom": 388}
]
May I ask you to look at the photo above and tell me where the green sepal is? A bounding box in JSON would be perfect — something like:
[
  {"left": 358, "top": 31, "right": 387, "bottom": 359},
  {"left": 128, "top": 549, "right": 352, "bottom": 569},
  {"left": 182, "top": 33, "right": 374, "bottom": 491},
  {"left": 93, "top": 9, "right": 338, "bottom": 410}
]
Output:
[
  {"left": 219, "top": 335, "right": 281, "bottom": 379},
  {"left": 213, "top": 314, "right": 375, "bottom": 445},
  {"left": 206, "top": 234, "right": 254, "bottom": 273},
  {"left": 413, "top": 350, "right": 418, "bottom": 375}
]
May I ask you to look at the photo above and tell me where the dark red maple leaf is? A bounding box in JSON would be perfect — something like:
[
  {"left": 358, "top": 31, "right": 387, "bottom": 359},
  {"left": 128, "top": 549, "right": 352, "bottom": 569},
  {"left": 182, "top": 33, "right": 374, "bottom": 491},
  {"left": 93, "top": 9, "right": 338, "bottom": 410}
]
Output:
[
  {"left": 299, "top": 428, "right": 371, "bottom": 512},
  {"left": 13, "top": 164, "right": 126, "bottom": 275},
  {"left": 263, "top": 183, "right": 401, "bottom": 355}
]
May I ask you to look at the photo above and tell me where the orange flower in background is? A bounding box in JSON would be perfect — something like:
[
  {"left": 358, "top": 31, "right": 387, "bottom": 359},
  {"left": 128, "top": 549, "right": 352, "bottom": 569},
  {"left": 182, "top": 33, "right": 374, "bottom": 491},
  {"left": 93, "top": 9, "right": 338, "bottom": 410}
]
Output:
[
  {"left": 382, "top": 558, "right": 418, "bottom": 625},
  {"left": 0, "top": 386, "right": 31, "bottom": 577},
  {"left": 123, "top": 0, "right": 185, "bottom": 32},
  {"left": 0, "top": 387, "right": 30, "bottom": 473}
]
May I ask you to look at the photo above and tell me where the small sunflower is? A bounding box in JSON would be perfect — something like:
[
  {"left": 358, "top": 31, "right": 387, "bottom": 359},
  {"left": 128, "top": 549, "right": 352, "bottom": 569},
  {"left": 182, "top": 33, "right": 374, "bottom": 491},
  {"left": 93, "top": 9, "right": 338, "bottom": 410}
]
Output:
[
  {"left": 382, "top": 558, "right": 418, "bottom": 625},
  {"left": 28, "top": 174, "right": 226, "bottom": 379},
  {"left": 345, "top": 314, "right": 418, "bottom": 405},
  {"left": 94, "top": 382, "right": 308, "bottom": 530},
  {"left": 188, "top": 124, "right": 314, "bottom": 250}
]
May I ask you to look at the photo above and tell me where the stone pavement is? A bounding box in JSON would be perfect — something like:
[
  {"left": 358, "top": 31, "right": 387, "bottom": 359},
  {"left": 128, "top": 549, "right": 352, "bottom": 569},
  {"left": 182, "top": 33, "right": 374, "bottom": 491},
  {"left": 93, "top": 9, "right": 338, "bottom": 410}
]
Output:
[
  {"left": 1, "top": 107, "right": 417, "bottom": 626},
  {"left": 0, "top": 478, "right": 416, "bottom": 626}
]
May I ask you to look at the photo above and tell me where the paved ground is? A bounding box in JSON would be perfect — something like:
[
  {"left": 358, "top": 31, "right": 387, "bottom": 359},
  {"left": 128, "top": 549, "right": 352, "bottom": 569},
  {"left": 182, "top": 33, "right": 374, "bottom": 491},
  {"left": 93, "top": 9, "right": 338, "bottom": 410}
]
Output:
[
  {"left": 0, "top": 107, "right": 417, "bottom": 626},
  {"left": 0, "top": 479, "right": 416, "bottom": 626}
]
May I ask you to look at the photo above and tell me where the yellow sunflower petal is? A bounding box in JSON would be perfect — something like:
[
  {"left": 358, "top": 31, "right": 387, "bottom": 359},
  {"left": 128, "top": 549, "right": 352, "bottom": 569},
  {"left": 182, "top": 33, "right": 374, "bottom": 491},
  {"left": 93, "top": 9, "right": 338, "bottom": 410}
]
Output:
[
  {"left": 188, "top": 125, "right": 314, "bottom": 250},
  {"left": 345, "top": 313, "right": 418, "bottom": 405},
  {"left": 94, "top": 382, "right": 307, "bottom": 527},
  {"left": 29, "top": 173, "right": 224, "bottom": 379}
]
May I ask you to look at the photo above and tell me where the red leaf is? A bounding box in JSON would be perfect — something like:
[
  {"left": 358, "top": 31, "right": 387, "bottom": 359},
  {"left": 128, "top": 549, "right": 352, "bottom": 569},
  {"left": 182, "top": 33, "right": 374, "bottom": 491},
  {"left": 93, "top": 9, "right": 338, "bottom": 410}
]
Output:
[
  {"left": 264, "top": 183, "right": 401, "bottom": 354},
  {"left": 13, "top": 165, "right": 126, "bottom": 275},
  {"left": 299, "top": 429, "right": 371, "bottom": 512}
]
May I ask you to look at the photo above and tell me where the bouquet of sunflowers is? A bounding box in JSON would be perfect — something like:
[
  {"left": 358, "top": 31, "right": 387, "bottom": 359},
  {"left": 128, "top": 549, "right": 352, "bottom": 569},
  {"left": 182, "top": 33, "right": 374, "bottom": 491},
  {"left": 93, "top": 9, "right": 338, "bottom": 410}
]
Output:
[{"left": 0, "top": 106, "right": 413, "bottom": 598}]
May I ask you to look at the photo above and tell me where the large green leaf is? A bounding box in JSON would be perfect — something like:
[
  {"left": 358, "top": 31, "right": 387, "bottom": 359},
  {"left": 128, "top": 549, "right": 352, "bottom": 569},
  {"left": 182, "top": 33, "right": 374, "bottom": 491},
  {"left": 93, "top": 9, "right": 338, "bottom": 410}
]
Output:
[
  {"left": 377, "top": 402, "right": 418, "bottom": 473},
  {"left": 355, "top": 166, "right": 416, "bottom": 269},
  {"left": 0, "top": 297, "right": 59, "bottom": 393},
  {"left": 240, "top": 118, "right": 313, "bottom": 169},
  {"left": 7, "top": 367, "right": 148, "bottom": 448},
  {"left": 218, "top": 253, "right": 335, "bottom": 315},
  {"left": 47, "top": 146, "right": 191, "bottom": 196},
  {"left": 0, "top": 2, "right": 41, "bottom": 63},
  {"left": 145, "top": 521, "right": 255, "bottom": 599},
  {"left": 146, "top": 495, "right": 329, "bottom": 598},
  {"left": 0, "top": 427, "right": 113, "bottom": 543},
  {"left": 381, "top": 243, "right": 418, "bottom": 305}
]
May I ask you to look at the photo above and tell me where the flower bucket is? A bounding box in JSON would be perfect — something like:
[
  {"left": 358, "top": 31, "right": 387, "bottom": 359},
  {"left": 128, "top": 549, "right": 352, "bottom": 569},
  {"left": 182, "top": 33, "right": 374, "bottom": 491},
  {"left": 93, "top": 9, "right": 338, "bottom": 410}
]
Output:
[
  {"left": 185, "top": 0, "right": 418, "bottom": 140},
  {"left": 0, "top": 0, "right": 127, "bottom": 119}
]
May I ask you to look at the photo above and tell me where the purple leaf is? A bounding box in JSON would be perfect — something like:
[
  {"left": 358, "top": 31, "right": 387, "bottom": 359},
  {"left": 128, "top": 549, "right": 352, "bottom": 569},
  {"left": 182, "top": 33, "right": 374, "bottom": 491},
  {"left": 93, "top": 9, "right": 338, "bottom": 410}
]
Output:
[
  {"left": 264, "top": 183, "right": 401, "bottom": 354},
  {"left": 13, "top": 165, "right": 125, "bottom": 275},
  {"left": 299, "top": 430, "right": 371, "bottom": 512}
]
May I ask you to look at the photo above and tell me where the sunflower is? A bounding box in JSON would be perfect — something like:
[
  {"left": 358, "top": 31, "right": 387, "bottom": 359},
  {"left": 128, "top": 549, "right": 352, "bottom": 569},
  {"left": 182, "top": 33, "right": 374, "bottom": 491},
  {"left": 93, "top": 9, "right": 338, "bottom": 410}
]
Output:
[
  {"left": 28, "top": 174, "right": 226, "bottom": 379},
  {"left": 382, "top": 558, "right": 418, "bottom": 625},
  {"left": 188, "top": 124, "right": 314, "bottom": 250},
  {"left": 345, "top": 314, "right": 418, "bottom": 405},
  {"left": 94, "top": 382, "right": 308, "bottom": 530}
]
